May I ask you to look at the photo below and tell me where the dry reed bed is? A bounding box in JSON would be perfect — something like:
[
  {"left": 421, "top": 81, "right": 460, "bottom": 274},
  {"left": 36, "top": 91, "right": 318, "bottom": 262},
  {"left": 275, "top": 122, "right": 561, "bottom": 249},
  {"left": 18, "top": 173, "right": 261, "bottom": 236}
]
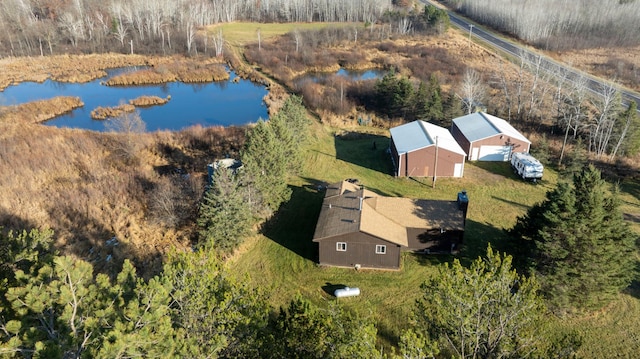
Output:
[
  {"left": 90, "top": 104, "right": 136, "bottom": 120},
  {"left": 0, "top": 53, "right": 151, "bottom": 91},
  {"left": 129, "top": 95, "right": 171, "bottom": 107},
  {"left": 0, "top": 96, "right": 83, "bottom": 124},
  {"left": 91, "top": 96, "right": 171, "bottom": 119},
  {"left": 105, "top": 62, "right": 229, "bottom": 86},
  {"left": 0, "top": 54, "right": 230, "bottom": 91}
]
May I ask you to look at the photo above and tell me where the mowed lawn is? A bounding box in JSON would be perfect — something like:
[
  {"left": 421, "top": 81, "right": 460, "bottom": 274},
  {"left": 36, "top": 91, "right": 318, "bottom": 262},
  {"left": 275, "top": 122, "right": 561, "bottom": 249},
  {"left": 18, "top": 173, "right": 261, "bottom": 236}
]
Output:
[{"left": 231, "top": 122, "right": 640, "bottom": 355}]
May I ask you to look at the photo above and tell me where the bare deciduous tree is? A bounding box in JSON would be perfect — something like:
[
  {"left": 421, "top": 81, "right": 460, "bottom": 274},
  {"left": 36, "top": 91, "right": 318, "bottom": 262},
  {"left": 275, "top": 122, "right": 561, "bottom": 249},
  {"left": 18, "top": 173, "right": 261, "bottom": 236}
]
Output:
[
  {"left": 557, "top": 74, "right": 588, "bottom": 166},
  {"left": 106, "top": 109, "right": 146, "bottom": 161},
  {"left": 589, "top": 81, "right": 621, "bottom": 157},
  {"left": 459, "top": 68, "right": 486, "bottom": 114}
]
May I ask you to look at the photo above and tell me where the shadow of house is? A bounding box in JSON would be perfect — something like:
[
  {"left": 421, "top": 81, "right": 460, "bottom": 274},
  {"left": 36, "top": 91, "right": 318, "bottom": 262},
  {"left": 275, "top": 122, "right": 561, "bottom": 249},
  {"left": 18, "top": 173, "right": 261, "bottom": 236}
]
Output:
[
  {"left": 261, "top": 184, "right": 325, "bottom": 262},
  {"left": 312, "top": 181, "right": 468, "bottom": 270},
  {"left": 334, "top": 132, "right": 394, "bottom": 175}
]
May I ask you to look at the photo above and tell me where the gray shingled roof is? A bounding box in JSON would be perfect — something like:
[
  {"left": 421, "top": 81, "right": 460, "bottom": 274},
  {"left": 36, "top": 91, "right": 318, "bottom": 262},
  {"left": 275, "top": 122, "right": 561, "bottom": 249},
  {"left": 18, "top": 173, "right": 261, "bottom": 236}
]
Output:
[
  {"left": 452, "top": 112, "right": 530, "bottom": 143},
  {"left": 313, "top": 181, "right": 464, "bottom": 247},
  {"left": 390, "top": 120, "right": 466, "bottom": 156}
]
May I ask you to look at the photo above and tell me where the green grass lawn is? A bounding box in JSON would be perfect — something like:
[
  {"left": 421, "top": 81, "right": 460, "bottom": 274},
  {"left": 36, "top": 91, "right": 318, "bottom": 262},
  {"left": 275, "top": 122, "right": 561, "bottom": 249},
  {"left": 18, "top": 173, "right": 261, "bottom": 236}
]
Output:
[{"left": 231, "top": 122, "right": 640, "bottom": 355}]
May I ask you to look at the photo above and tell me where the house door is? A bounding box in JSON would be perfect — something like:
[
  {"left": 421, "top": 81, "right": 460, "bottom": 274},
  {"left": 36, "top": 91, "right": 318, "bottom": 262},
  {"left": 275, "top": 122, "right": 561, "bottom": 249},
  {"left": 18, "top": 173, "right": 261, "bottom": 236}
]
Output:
[{"left": 454, "top": 163, "right": 464, "bottom": 177}]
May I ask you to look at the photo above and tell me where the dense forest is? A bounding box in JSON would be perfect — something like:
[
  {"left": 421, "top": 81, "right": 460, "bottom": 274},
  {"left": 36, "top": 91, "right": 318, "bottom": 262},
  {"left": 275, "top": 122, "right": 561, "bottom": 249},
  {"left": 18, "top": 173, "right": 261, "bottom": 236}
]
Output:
[
  {"left": 442, "top": 0, "right": 640, "bottom": 50},
  {"left": 0, "top": 0, "right": 393, "bottom": 56}
]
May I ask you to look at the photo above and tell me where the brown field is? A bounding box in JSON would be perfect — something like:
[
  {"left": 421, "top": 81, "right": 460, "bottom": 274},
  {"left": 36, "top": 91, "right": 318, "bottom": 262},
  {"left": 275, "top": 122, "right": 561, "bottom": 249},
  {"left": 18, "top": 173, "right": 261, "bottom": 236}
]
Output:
[
  {"left": 0, "top": 119, "right": 245, "bottom": 277},
  {"left": 552, "top": 45, "right": 640, "bottom": 93}
]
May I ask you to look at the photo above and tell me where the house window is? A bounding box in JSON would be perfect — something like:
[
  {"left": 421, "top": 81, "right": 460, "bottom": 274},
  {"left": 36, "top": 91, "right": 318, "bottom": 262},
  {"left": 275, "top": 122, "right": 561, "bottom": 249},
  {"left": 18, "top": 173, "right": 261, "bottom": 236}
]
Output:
[
  {"left": 375, "top": 245, "right": 386, "bottom": 254},
  {"left": 336, "top": 242, "right": 347, "bottom": 251}
]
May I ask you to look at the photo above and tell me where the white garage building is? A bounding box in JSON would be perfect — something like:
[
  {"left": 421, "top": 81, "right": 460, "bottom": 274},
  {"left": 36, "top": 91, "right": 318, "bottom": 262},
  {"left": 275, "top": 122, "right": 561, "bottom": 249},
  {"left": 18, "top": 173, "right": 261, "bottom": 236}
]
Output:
[{"left": 450, "top": 112, "right": 531, "bottom": 161}]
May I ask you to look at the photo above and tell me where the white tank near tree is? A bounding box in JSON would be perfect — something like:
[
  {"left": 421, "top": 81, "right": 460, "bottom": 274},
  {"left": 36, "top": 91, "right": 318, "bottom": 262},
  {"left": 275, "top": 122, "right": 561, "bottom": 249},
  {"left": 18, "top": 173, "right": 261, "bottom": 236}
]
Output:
[{"left": 510, "top": 152, "right": 543, "bottom": 182}]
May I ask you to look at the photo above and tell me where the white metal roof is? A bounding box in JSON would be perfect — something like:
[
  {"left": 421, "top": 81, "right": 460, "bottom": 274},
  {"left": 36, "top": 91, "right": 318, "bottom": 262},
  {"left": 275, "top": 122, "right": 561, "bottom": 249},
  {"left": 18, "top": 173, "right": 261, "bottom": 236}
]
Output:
[
  {"left": 390, "top": 120, "right": 466, "bottom": 156},
  {"left": 452, "top": 112, "right": 531, "bottom": 144}
]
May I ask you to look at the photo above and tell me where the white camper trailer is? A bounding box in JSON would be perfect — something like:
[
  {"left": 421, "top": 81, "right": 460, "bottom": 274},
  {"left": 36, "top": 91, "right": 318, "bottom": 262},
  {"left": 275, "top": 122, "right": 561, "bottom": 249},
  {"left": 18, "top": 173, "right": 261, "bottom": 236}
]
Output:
[{"left": 511, "top": 152, "right": 543, "bottom": 182}]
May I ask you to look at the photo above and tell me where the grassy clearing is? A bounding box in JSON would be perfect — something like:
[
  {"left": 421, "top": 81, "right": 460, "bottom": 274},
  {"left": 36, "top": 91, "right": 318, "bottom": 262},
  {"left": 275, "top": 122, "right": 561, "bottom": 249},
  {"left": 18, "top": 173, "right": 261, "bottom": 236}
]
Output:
[
  {"left": 231, "top": 122, "right": 640, "bottom": 354},
  {"left": 213, "top": 22, "right": 356, "bottom": 46}
]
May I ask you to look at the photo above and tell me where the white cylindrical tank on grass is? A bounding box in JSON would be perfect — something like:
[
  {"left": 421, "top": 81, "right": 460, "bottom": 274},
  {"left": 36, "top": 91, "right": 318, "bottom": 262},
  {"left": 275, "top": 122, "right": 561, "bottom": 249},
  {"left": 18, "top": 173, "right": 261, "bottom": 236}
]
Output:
[{"left": 334, "top": 287, "right": 361, "bottom": 298}]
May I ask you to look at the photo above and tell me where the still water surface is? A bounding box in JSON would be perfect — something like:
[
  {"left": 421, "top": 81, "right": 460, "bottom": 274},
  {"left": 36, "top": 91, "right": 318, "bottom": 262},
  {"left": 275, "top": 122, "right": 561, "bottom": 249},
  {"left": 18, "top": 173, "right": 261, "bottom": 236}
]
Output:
[
  {"left": 0, "top": 68, "right": 269, "bottom": 131},
  {"left": 0, "top": 67, "right": 384, "bottom": 132}
]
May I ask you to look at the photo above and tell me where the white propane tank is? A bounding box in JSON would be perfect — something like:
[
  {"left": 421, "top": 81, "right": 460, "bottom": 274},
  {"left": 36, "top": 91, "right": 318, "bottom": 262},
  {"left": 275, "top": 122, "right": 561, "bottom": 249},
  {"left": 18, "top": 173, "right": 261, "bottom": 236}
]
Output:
[{"left": 334, "top": 287, "right": 361, "bottom": 298}]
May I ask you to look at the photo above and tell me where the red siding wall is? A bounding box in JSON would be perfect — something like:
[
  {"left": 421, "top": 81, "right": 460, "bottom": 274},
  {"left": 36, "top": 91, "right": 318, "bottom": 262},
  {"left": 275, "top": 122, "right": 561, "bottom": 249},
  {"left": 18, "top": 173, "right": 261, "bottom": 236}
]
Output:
[
  {"left": 471, "top": 135, "right": 530, "bottom": 154},
  {"left": 395, "top": 146, "right": 464, "bottom": 177}
]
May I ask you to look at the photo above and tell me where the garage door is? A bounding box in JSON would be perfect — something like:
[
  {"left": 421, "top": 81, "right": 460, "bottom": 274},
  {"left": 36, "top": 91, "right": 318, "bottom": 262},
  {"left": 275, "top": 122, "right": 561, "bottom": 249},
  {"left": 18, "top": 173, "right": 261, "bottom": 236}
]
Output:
[{"left": 478, "top": 146, "right": 511, "bottom": 161}]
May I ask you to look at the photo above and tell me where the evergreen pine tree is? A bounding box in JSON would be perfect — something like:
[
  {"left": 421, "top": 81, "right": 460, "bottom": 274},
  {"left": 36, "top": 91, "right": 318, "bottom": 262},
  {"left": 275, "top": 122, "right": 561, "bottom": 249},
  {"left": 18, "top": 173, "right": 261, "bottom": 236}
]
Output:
[
  {"left": 197, "top": 167, "right": 253, "bottom": 253},
  {"left": 426, "top": 73, "right": 443, "bottom": 123},
  {"left": 164, "top": 249, "right": 269, "bottom": 358},
  {"left": 241, "top": 120, "right": 291, "bottom": 214},
  {"left": 394, "top": 77, "right": 415, "bottom": 119},
  {"left": 277, "top": 95, "right": 311, "bottom": 145},
  {"left": 413, "top": 246, "right": 543, "bottom": 359},
  {"left": 510, "top": 165, "right": 637, "bottom": 313},
  {"left": 562, "top": 137, "right": 587, "bottom": 179},
  {"left": 413, "top": 81, "right": 430, "bottom": 120},
  {"left": 375, "top": 70, "right": 398, "bottom": 116},
  {"left": 618, "top": 101, "right": 640, "bottom": 156},
  {"left": 531, "top": 133, "right": 551, "bottom": 165},
  {"left": 264, "top": 296, "right": 380, "bottom": 358},
  {"left": 442, "top": 91, "right": 463, "bottom": 128}
]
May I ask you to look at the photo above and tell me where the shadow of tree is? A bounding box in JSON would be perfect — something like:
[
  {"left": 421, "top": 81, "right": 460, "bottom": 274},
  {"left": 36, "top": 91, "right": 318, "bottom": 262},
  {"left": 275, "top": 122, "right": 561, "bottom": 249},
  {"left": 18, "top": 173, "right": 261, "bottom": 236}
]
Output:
[
  {"left": 0, "top": 210, "right": 40, "bottom": 234},
  {"left": 45, "top": 199, "right": 130, "bottom": 277},
  {"left": 491, "top": 195, "right": 531, "bottom": 210},
  {"left": 458, "top": 219, "right": 511, "bottom": 266},
  {"left": 624, "top": 279, "right": 640, "bottom": 300}
]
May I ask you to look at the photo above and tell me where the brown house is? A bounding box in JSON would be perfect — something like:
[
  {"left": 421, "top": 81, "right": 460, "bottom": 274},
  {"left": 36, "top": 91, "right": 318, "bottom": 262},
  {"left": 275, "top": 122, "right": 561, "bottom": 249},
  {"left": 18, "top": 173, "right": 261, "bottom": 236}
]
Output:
[
  {"left": 390, "top": 120, "right": 466, "bottom": 177},
  {"left": 451, "top": 112, "right": 531, "bottom": 161},
  {"left": 312, "top": 181, "right": 467, "bottom": 270}
]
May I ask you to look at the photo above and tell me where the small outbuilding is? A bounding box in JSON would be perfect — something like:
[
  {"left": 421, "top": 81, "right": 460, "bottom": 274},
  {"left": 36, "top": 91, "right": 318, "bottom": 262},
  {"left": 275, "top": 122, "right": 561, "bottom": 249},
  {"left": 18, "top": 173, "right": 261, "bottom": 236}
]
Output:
[
  {"left": 390, "top": 120, "right": 466, "bottom": 178},
  {"left": 312, "top": 181, "right": 467, "bottom": 270},
  {"left": 451, "top": 112, "right": 531, "bottom": 161}
]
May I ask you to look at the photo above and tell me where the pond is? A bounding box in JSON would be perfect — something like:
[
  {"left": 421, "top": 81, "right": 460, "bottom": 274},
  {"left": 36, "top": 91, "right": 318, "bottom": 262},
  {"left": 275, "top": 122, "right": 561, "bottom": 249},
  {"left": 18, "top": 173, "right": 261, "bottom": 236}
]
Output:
[{"left": 0, "top": 68, "right": 269, "bottom": 132}]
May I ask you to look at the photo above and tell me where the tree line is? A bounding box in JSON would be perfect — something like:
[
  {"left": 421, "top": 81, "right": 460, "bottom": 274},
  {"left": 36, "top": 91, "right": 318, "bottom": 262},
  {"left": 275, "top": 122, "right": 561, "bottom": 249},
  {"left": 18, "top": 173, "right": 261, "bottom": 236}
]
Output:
[
  {"left": 443, "top": 0, "right": 640, "bottom": 50},
  {"left": 372, "top": 71, "right": 462, "bottom": 125},
  {"left": 460, "top": 50, "right": 640, "bottom": 163},
  {"left": 198, "top": 96, "right": 310, "bottom": 255},
  {"left": 0, "top": 0, "right": 393, "bottom": 57}
]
